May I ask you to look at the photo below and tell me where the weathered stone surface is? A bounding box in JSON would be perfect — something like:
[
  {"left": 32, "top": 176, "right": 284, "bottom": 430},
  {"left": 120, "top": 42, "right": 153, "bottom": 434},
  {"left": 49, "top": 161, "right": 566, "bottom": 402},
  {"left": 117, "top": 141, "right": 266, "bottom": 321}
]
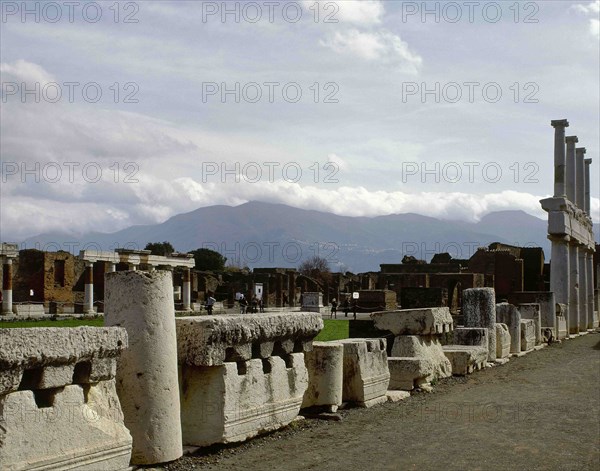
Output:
[
  {"left": 0, "top": 380, "right": 131, "bottom": 471},
  {"left": 387, "top": 357, "right": 434, "bottom": 391},
  {"left": 391, "top": 335, "right": 452, "bottom": 381},
  {"left": 495, "top": 323, "right": 511, "bottom": 359},
  {"left": 105, "top": 270, "right": 182, "bottom": 465},
  {"left": 302, "top": 341, "right": 343, "bottom": 410},
  {"left": 339, "top": 339, "right": 390, "bottom": 407},
  {"left": 520, "top": 319, "right": 536, "bottom": 352},
  {"left": 11, "top": 304, "right": 46, "bottom": 316},
  {"left": 386, "top": 390, "right": 410, "bottom": 402},
  {"left": 463, "top": 288, "right": 496, "bottom": 362},
  {"left": 519, "top": 303, "right": 542, "bottom": 345},
  {"left": 0, "top": 327, "right": 127, "bottom": 396},
  {"left": 176, "top": 312, "right": 323, "bottom": 367},
  {"left": 556, "top": 315, "right": 568, "bottom": 340},
  {"left": 371, "top": 307, "right": 453, "bottom": 336},
  {"left": 453, "top": 327, "right": 488, "bottom": 349},
  {"left": 496, "top": 303, "right": 521, "bottom": 353},
  {"left": 179, "top": 354, "right": 308, "bottom": 446},
  {"left": 443, "top": 346, "right": 487, "bottom": 375}
]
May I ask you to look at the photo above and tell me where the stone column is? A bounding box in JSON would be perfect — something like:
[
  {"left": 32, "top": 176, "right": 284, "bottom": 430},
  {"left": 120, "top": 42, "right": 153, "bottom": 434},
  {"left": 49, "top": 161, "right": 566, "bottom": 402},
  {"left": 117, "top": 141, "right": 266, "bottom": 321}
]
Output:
[
  {"left": 575, "top": 147, "right": 585, "bottom": 209},
  {"left": 565, "top": 136, "right": 578, "bottom": 204},
  {"left": 551, "top": 119, "right": 569, "bottom": 197},
  {"left": 587, "top": 251, "right": 595, "bottom": 329},
  {"left": 579, "top": 250, "right": 588, "bottom": 332},
  {"left": 584, "top": 159, "right": 592, "bottom": 215},
  {"left": 550, "top": 235, "right": 570, "bottom": 311},
  {"left": 2, "top": 258, "right": 13, "bottom": 314},
  {"left": 108, "top": 262, "right": 116, "bottom": 272},
  {"left": 128, "top": 263, "right": 137, "bottom": 271},
  {"left": 182, "top": 267, "right": 191, "bottom": 311},
  {"left": 462, "top": 288, "right": 496, "bottom": 362},
  {"left": 83, "top": 261, "right": 94, "bottom": 314},
  {"left": 104, "top": 270, "right": 182, "bottom": 465},
  {"left": 568, "top": 244, "right": 579, "bottom": 334}
]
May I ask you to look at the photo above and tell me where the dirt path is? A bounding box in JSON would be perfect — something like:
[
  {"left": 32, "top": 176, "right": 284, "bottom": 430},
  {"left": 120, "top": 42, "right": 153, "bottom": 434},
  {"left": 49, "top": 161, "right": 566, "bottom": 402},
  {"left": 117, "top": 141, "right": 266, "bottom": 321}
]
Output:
[{"left": 164, "top": 333, "right": 600, "bottom": 471}]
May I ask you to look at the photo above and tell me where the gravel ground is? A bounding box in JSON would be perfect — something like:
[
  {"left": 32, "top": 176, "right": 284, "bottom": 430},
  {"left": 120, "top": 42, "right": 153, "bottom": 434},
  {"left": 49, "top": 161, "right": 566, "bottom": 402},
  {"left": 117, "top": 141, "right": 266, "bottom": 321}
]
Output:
[{"left": 146, "top": 332, "right": 600, "bottom": 471}]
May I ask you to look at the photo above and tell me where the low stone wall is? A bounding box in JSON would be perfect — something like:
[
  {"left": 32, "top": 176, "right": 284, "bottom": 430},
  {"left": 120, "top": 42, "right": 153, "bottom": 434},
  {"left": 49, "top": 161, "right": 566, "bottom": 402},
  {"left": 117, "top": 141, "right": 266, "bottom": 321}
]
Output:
[{"left": 0, "top": 327, "right": 131, "bottom": 471}]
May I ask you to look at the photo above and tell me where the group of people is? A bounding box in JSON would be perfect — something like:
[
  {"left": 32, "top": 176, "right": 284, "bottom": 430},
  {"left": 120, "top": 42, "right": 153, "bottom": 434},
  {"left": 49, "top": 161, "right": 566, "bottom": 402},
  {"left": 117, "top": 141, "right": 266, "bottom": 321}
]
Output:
[
  {"left": 238, "top": 295, "right": 264, "bottom": 314},
  {"left": 330, "top": 297, "right": 357, "bottom": 319}
]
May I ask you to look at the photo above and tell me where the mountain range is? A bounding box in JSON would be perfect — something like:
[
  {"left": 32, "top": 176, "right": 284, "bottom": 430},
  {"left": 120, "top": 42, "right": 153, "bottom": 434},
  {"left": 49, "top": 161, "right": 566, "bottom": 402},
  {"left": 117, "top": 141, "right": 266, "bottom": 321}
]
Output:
[{"left": 20, "top": 201, "right": 600, "bottom": 273}]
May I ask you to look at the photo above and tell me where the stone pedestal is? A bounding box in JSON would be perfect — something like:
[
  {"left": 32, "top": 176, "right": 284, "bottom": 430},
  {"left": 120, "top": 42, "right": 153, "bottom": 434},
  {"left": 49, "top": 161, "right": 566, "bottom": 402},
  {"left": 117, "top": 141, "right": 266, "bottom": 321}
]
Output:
[
  {"left": 495, "top": 323, "right": 511, "bottom": 359},
  {"left": 520, "top": 319, "right": 536, "bottom": 352},
  {"left": 518, "top": 303, "right": 542, "bottom": 345},
  {"left": 462, "top": 288, "right": 496, "bottom": 361},
  {"left": 302, "top": 341, "right": 344, "bottom": 412},
  {"left": 496, "top": 303, "right": 521, "bottom": 354},
  {"left": 301, "top": 292, "right": 325, "bottom": 313},
  {"left": 104, "top": 270, "right": 183, "bottom": 465}
]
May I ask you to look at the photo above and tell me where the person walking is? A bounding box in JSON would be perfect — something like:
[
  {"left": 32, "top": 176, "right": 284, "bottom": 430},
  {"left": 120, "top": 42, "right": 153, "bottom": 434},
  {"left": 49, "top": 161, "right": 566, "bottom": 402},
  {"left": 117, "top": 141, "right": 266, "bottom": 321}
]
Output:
[
  {"left": 239, "top": 295, "right": 248, "bottom": 314},
  {"left": 343, "top": 298, "right": 350, "bottom": 318},
  {"left": 330, "top": 298, "right": 338, "bottom": 319},
  {"left": 352, "top": 298, "right": 358, "bottom": 320},
  {"left": 205, "top": 293, "right": 216, "bottom": 315}
]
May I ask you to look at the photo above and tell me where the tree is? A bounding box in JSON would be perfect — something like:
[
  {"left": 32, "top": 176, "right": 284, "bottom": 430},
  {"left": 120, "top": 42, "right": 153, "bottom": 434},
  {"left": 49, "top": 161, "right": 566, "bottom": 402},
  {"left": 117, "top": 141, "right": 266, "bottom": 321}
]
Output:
[
  {"left": 298, "top": 255, "right": 331, "bottom": 285},
  {"left": 191, "top": 248, "right": 227, "bottom": 272},
  {"left": 145, "top": 241, "right": 175, "bottom": 257}
]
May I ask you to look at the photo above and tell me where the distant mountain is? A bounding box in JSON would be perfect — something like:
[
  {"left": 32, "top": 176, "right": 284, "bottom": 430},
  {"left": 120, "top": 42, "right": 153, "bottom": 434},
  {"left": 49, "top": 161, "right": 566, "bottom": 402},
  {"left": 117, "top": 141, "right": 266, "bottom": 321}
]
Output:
[{"left": 19, "top": 202, "right": 600, "bottom": 273}]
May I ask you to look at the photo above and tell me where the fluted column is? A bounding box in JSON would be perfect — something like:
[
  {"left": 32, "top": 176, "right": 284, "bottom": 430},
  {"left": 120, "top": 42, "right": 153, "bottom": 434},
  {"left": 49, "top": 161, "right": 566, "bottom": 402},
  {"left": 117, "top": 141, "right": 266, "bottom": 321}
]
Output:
[
  {"left": 569, "top": 244, "right": 579, "bottom": 334},
  {"left": 551, "top": 119, "right": 569, "bottom": 197},
  {"left": 579, "top": 249, "right": 588, "bottom": 332},
  {"left": 565, "top": 136, "right": 578, "bottom": 204},
  {"left": 182, "top": 267, "right": 191, "bottom": 311},
  {"left": 575, "top": 147, "right": 586, "bottom": 209},
  {"left": 550, "top": 235, "right": 571, "bottom": 332},
  {"left": 584, "top": 158, "right": 592, "bottom": 215}
]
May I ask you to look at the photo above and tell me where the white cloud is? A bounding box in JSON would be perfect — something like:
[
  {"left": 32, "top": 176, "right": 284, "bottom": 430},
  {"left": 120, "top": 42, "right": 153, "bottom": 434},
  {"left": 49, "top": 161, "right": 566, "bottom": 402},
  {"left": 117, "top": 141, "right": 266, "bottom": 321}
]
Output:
[
  {"left": 320, "top": 29, "right": 422, "bottom": 74},
  {"left": 303, "top": 0, "right": 384, "bottom": 26},
  {"left": 572, "top": 1, "right": 600, "bottom": 38},
  {"left": 0, "top": 59, "right": 55, "bottom": 85}
]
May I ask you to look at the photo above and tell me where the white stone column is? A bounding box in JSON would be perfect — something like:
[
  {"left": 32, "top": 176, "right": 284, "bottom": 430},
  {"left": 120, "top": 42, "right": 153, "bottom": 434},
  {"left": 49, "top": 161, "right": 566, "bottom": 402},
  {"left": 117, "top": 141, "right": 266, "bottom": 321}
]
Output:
[
  {"left": 2, "top": 258, "right": 13, "bottom": 314},
  {"left": 550, "top": 235, "right": 570, "bottom": 308},
  {"left": 128, "top": 263, "right": 137, "bottom": 271},
  {"left": 551, "top": 119, "right": 569, "bottom": 197},
  {"left": 584, "top": 158, "right": 592, "bottom": 215},
  {"left": 182, "top": 267, "right": 191, "bottom": 311},
  {"left": 108, "top": 262, "right": 116, "bottom": 272},
  {"left": 575, "top": 147, "right": 585, "bottom": 210},
  {"left": 579, "top": 249, "right": 588, "bottom": 332},
  {"left": 565, "top": 136, "right": 578, "bottom": 204},
  {"left": 83, "top": 261, "right": 94, "bottom": 314},
  {"left": 568, "top": 244, "right": 579, "bottom": 334},
  {"left": 104, "top": 270, "right": 183, "bottom": 465}
]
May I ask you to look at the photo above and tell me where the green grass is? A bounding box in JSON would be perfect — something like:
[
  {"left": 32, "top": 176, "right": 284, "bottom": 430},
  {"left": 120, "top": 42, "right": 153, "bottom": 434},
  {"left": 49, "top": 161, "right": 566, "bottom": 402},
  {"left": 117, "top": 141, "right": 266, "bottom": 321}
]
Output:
[
  {"left": 315, "top": 319, "right": 349, "bottom": 341},
  {"left": 0, "top": 318, "right": 104, "bottom": 328}
]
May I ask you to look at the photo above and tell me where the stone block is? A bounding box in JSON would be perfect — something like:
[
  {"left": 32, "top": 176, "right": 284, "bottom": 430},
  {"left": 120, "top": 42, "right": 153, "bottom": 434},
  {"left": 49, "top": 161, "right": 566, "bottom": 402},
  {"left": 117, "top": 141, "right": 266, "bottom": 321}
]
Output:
[
  {"left": 371, "top": 307, "right": 453, "bottom": 335},
  {"left": 442, "top": 346, "right": 487, "bottom": 375},
  {"left": 387, "top": 357, "right": 434, "bottom": 391},
  {"left": 391, "top": 335, "right": 452, "bottom": 381},
  {"left": 495, "top": 323, "right": 511, "bottom": 359},
  {"left": 520, "top": 319, "right": 536, "bottom": 352},
  {"left": 453, "top": 327, "right": 488, "bottom": 349},
  {"left": 519, "top": 303, "right": 542, "bottom": 345},
  {"left": 12, "top": 304, "right": 46, "bottom": 316},
  {"left": 179, "top": 354, "right": 308, "bottom": 447},
  {"left": 302, "top": 341, "right": 344, "bottom": 411},
  {"left": 301, "top": 292, "right": 324, "bottom": 313},
  {"left": 0, "top": 327, "right": 127, "bottom": 396},
  {"left": 462, "top": 288, "right": 496, "bottom": 362},
  {"left": 496, "top": 303, "right": 521, "bottom": 353},
  {"left": 339, "top": 339, "right": 390, "bottom": 407},
  {"left": 556, "top": 315, "right": 568, "bottom": 340},
  {"left": 0, "top": 381, "right": 132, "bottom": 471},
  {"left": 176, "top": 312, "right": 323, "bottom": 367}
]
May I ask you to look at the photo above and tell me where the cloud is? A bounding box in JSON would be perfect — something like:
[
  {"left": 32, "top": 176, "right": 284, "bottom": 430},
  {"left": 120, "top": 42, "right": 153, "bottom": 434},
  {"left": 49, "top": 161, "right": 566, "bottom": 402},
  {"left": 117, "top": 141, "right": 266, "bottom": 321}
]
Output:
[
  {"left": 572, "top": 1, "right": 600, "bottom": 38},
  {"left": 320, "top": 29, "right": 422, "bottom": 74},
  {"left": 0, "top": 59, "right": 55, "bottom": 85}
]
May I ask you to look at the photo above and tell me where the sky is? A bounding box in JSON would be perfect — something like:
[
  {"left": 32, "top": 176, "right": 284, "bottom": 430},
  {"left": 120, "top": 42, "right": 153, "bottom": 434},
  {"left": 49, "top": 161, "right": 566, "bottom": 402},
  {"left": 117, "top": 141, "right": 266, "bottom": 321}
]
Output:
[{"left": 1, "top": 0, "right": 599, "bottom": 242}]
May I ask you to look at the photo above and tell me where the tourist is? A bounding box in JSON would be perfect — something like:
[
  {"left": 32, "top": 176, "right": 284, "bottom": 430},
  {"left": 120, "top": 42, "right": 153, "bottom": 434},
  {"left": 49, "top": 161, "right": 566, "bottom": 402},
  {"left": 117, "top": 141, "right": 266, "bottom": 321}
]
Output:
[
  {"left": 352, "top": 298, "right": 358, "bottom": 320},
  {"left": 239, "top": 295, "right": 248, "bottom": 314},
  {"left": 330, "top": 298, "right": 337, "bottom": 318},
  {"left": 342, "top": 298, "right": 350, "bottom": 317},
  {"left": 205, "top": 293, "right": 216, "bottom": 315},
  {"left": 259, "top": 297, "right": 265, "bottom": 313}
]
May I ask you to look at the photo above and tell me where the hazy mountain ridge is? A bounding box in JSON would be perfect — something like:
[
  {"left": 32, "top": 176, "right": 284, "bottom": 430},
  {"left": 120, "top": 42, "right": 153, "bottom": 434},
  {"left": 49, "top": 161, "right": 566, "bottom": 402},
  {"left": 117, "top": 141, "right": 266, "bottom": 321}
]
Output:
[{"left": 20, "top": 202, "right": 600, "bottom": 273}]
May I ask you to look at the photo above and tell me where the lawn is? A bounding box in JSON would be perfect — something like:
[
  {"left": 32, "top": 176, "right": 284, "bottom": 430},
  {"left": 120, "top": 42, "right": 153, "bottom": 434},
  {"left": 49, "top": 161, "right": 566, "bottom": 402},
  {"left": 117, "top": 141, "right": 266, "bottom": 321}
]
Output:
[
  {"left": 314, "top": 319, "right": 349, "bottom": 341},
  {"left": 0, "top": 318, "right": 105, "bottom": 328}
]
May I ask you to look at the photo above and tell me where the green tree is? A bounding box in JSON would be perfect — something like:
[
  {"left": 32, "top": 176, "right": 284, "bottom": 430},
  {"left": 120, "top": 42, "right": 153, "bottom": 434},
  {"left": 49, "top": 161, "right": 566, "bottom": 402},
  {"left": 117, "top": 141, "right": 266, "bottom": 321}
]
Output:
[
  {"left": 191, "top": 248, "right": 227, "bottom": 272},
  {"left": 145, "top": 241, "right": 175, "bottom": 256}
]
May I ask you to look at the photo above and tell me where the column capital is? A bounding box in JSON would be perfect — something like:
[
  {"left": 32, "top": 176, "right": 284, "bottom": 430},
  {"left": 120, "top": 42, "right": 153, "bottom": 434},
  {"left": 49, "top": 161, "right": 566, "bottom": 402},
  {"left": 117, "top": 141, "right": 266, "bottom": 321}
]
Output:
[
  {"left": 551, "top": 119, "right": 569, "bottom": 128},
  {"left": 565, "top": 135, "right": 579, "bottom": 144},
  {"left": 576, "top": 147, "right": 586, "bottom": 155},
  {"left": 584, "top": 158, "right": 592, "bottom": 165}
]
